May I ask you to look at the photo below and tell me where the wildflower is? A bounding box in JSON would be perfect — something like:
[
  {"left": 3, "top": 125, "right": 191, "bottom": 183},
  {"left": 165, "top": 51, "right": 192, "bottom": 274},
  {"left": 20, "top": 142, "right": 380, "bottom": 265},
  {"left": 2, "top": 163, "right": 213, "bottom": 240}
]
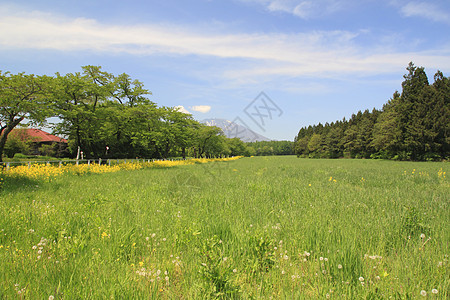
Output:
[
  {"left": 101, "top": 232, "right": 108, "bottom": 239},
  {"left": 233, "top": 269, "right": 237, "bottom": 273},
  {"left": 139, "top": 261, "right": 144, "bottom": 267},
  {"left": 320, "top": 257, "right": 324, "bottom": 261},
  {"left": 338, "top": 264, "right": 342, "bottom": 269},
  {"left": 359, "top": 277, "right": 364, "bottom": 282},
  {"left": 49, "top": 296, "right": 54, "bottom": 300},
  {"left": 145, "top": 237, "right": 149, "bottom": 241},
  {"left": 284, "top": 255, "right": 289, "bottom": 260},
  {"left": 432, "top": 289, "right": 438, "bottom": 294},
  {"left": 32, "top": 246, "right": 37, "bottom": 250},
  {"left": 308, "top": 184, "right": 311, "bottom": 187},
  {"left": 420, "top": 233, "right": 425, "bottom": 239},
  {"left": 420, "top": 290, "right": 427, "bottom": 296}
]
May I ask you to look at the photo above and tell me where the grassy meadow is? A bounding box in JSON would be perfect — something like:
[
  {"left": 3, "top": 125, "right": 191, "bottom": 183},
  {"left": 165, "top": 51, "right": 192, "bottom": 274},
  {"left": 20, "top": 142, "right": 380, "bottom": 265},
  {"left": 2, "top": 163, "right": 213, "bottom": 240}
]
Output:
[{"left": 0, "top": 156, "right": 448, "bottom": 299}]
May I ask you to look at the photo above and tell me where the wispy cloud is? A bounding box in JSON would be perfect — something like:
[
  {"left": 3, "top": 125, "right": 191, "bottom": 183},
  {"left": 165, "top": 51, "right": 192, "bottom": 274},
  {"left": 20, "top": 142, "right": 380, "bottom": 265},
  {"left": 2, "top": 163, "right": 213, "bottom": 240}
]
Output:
[
  {"left": 190, "top": 105, "right": 211, "bottom": 113},
  {"left": 241, "top": 0, "right": 349, "bottom": 19},
  {"left": 400, "top": 1, "right": 450, "bottom": 24},
  {"left": 0, "top": 4, "right": 448, "bottom": 87}
]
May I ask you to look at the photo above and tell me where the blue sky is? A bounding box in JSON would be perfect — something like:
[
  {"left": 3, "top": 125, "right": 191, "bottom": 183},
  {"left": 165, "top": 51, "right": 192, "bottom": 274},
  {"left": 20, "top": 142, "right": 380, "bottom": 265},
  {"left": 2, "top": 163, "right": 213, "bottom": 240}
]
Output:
[{"left": 1, "top": 0, "right": 449, "bottom": 140}]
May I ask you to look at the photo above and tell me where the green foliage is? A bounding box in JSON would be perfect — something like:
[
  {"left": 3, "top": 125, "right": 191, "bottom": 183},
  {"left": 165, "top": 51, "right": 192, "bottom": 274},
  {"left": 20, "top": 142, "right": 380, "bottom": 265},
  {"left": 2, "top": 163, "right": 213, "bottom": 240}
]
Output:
[
  {"left": 294, "top": 62, "right": 449, "bottom": 161},
  {"left": 246, "top": 235, "right": 276, "bottom": 273},
  {"left": 246, "top": 140, "right": 294, "bottom": 156},
  {"left": 1, "top": 66, "right": 254, "bottom": 161},
  {"left": 3, "top": 129, "right": 33, "bottom": 157},
  {"left": 198, "top": 235, "right": 239, "bottom": 298},
  {"left": 0, "top": 71, "right": 53, "bottom": 162}
]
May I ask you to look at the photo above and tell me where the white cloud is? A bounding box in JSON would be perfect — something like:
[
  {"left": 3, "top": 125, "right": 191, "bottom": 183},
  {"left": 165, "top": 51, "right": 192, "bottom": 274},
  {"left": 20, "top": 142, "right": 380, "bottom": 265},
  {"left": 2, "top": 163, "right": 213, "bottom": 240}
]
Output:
[
  {"left": 0, "top": 4, "right": 449, "bottom": 85},
  {"left": 400, "top": 2, "right": 450, "bottom": 24},
  {"left": 242, "top": 0, "right": 349, "bottom": 19},
  {"left": 190, "top": 105, "right": 212, "bottom": 113},
  {"left": 174, "top": 105, "right": 191, "bottom": 114}
]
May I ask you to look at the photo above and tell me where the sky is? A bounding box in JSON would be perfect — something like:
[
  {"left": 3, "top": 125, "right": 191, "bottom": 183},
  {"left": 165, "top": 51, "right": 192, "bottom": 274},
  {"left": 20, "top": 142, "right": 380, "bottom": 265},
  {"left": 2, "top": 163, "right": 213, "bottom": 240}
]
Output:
[{"left": 1, "top": 0, "right": 449, "bottom": 141}]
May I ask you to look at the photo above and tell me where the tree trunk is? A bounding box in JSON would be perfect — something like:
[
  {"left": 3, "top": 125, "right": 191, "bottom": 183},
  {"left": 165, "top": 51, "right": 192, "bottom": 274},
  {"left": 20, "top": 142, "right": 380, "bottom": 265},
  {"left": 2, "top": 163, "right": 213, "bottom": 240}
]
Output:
[{"left": 0, "top": 117, "right": 24, "bottom": 163}]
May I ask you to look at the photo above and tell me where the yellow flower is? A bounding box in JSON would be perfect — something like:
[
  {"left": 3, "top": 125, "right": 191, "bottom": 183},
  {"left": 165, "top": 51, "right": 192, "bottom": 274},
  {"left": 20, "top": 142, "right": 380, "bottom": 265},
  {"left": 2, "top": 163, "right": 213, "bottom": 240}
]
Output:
[
  {"left": 101, "top": 232, "right": 109, "bottom": 239},
  {"left": 139, "top": 261, "right": 144, "bottom": 267}
]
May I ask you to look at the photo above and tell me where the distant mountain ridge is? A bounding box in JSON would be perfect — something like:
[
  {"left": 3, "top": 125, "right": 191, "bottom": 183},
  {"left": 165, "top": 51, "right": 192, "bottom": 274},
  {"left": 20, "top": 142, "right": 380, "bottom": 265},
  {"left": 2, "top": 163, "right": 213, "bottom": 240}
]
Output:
[{"left": 202, "top": 118, "right": 271, "bottom": 142}]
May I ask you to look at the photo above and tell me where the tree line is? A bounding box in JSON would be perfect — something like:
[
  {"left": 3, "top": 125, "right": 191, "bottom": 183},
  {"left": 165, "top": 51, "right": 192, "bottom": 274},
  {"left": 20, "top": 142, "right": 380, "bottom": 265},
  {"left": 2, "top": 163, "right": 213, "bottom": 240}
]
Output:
[
  {"left": 0, "top": 66, "right": 255, "bottom": 162},
  {"left": 295, "top": 63, "right": 449, "bottom": 161},
  {"left": 246, "top": 140, "right": 294, "bottom": 156}
]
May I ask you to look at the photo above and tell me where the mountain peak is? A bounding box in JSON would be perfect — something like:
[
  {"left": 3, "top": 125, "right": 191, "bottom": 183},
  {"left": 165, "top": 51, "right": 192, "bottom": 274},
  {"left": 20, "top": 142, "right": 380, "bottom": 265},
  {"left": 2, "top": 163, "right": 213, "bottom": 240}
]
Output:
[{"left": 202, "top": 118, "right": 271, "bottom": 142}]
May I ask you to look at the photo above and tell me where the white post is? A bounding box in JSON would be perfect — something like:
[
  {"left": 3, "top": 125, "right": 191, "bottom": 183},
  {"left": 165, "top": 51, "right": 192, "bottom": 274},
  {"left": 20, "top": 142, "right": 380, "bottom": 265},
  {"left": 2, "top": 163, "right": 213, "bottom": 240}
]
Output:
[{"left": 76, "top": 146, "right": 80, "bottom": 160}]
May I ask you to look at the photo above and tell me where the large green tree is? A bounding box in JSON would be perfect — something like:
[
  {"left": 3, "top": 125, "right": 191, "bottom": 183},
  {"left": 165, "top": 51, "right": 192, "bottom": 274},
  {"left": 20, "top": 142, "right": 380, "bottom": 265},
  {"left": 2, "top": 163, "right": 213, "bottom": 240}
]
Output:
[{"left": 0, "top": 71, "right": 53, "bottom": 162}]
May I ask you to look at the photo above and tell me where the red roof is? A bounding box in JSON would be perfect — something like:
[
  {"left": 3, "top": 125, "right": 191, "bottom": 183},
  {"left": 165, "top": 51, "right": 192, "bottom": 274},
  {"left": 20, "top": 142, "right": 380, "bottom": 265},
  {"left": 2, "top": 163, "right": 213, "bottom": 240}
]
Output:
[{"left": 9, "top": 129, "right": 68, "bottom": 143}]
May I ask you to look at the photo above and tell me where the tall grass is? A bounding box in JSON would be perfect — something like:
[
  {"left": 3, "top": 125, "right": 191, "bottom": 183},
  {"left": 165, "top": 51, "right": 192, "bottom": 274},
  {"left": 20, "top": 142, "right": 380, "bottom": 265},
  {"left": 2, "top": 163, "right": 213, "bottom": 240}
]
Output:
[{"left": 0, "top": 156, "right": 448, "bottom": 298}]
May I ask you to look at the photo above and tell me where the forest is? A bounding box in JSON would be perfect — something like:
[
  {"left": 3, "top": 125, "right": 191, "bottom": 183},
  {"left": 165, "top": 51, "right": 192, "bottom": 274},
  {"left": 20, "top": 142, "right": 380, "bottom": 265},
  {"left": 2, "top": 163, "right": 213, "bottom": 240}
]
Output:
[
  {"left": 294, "top": 62, "right": 449, "bottom": 161},
  {"left": 2, "top": 62, "right": 448, "bottom": 162},
  {"left": 0, "top": 66, "right": 256, "bottom": 161}
]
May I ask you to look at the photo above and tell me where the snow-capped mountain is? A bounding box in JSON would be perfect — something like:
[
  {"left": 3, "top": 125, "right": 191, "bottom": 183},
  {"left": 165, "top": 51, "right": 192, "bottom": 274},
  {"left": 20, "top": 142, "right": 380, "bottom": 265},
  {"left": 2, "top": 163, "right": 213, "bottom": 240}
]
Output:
[{"left": 202, "top": 118, "right": 271, "bottom": 142}]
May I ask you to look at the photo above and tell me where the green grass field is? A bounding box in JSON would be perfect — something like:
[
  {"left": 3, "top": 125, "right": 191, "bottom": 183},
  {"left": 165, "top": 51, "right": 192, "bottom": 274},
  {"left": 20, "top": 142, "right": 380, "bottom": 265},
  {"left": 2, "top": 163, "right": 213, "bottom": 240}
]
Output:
[{"left": 0, "top": 156, "right": 448, "bottom": 299}]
